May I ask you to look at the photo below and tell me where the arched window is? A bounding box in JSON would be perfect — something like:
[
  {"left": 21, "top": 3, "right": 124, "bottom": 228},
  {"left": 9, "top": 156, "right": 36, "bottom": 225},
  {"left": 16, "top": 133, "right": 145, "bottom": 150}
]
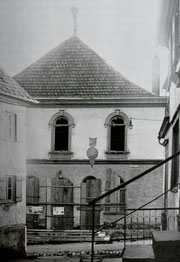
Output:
[
  {"left": 49, "top": 111, "right": 75, "bottom": 156},
  {"left": 105, "top": 110, "right": 130, "bottom": 154},
  {"left": 54, "top": 116, "right": 69, "bottom": 151}
]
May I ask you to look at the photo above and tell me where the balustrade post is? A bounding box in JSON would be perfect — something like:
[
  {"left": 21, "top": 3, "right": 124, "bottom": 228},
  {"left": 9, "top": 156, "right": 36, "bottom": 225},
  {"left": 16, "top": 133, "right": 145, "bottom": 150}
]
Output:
[
  {"left": 91, "top": 204, "right": 95, "bottom": 262},
  {"left": 124, "top": 212, "right": 127, "bottom": 250}
]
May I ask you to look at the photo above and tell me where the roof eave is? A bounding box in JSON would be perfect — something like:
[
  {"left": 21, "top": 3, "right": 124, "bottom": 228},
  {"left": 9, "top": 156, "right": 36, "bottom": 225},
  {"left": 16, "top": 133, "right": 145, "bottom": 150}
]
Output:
[
  {"left": 32, "top": 96, "right": 168, "bottom": 106},
  {"left": 0, "top": 92, "right": 38, "bottom": 106}
]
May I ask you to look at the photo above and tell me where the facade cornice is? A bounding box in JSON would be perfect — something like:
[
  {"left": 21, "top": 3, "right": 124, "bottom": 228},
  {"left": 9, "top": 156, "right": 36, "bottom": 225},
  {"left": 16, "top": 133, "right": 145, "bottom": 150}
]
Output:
[
  {"left": 28, "top": 97, "right": 168, "bottom": 108},
  {"left": 27, "top": 159, "right": 163, "bottom": 165}
]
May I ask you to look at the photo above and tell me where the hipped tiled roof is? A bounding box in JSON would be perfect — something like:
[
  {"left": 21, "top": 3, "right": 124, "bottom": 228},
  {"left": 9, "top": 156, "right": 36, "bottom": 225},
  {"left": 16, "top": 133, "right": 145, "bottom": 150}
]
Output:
[
  {"left": 14, "top": 37, "right": 155, "bottom": 98},
  {"left": 0, "top": 67, "right": 35, "bottom": 103}
]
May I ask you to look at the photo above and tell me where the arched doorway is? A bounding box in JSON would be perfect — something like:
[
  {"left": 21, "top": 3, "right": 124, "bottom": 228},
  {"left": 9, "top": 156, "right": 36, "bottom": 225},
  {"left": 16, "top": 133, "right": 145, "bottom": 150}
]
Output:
[
  {"left": 51, "top": 174, "right": 74, "bottom": 230},
  {"left": 80, "top": 176, "right": 101, "bottom": 229}
]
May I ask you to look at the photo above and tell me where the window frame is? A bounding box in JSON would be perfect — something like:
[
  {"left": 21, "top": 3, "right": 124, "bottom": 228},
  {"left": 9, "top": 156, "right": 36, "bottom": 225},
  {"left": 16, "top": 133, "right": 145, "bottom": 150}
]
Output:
[
  {"left": 105, "top": 110, "right": 130, "bottom": 155},
  {"left": 0, "top": 176, "right": 16, "bottom": 204},
  {"left": 49, "top": 110, "right": 75, "bottom": 158},
  {"left": 4, "top": 111, "right": 17, "bottom": 142}
]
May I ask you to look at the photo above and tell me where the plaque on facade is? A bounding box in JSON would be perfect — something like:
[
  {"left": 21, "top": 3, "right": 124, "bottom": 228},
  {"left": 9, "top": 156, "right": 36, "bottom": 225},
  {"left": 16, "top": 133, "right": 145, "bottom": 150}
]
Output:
[
  {"left": 26, "top": 206, "right": 44, "bottom": 214},
  {"left": 53, "top": 207, "right": 64, "bottom": 215}
]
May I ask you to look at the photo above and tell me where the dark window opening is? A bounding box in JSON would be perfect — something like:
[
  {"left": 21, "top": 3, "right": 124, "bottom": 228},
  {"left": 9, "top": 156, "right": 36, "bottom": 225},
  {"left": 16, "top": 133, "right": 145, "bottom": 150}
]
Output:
[
  {"left": 54, "top": 117, "right": 69, "bottom": 151},
  {"left": 110, "top": 117, "right": 125, "bottom": 151},
  {"left": 7, "top": 177, "right": 12, "bottom": 200},
  {"left": 171, "top": 120, "right": 179, "bottom": 187}
]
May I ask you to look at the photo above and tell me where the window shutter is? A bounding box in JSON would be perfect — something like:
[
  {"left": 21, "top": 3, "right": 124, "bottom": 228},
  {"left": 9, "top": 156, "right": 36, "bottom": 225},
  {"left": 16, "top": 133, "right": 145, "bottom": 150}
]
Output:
[
  {"left": 120, "top": 188, "right": 126, "bottom": 205},
  {"left": 16, "top": 176, "right": 23, "bottom": 202},
  {"left": 0, "top": 177, "right": 6, "bottom": 201}
]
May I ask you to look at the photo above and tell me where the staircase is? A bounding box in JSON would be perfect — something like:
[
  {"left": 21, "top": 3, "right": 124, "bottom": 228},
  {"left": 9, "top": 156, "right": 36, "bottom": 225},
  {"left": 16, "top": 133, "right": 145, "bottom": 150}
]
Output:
[{"left": 122, "top": 230, "right": 180, "bottom": 262}]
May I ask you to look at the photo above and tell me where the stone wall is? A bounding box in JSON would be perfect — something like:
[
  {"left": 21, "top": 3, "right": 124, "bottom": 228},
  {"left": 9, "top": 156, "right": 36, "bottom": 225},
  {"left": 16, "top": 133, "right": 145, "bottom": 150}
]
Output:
[
  {"left": 26, "top": 161, "right": 163, "bottom": 229},
  {"left": 0, "top": 224, "right": 26, "bottom": 258}
]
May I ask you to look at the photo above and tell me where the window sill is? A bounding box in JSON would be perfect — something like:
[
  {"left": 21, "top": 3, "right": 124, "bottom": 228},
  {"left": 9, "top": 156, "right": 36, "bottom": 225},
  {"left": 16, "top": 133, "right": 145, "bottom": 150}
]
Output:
[
  {"left": 49, "top": 151, "right": 73, "bottom": 160},
  {"left": 105, "top": 151, "right": 129, "bottom": 155},
  {"left": 0, "top": 201, "right": 16, "bottom": 205},
  {"left": 105, "top": 151, "right": 129, "bottom": 160}
]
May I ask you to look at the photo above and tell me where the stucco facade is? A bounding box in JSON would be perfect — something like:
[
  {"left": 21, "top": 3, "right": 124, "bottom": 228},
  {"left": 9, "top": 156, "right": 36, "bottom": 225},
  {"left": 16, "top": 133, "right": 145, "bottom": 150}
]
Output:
[
  {"left": 25, "top": 100, "right": 165, "bottom": 230},
  {"left": 0, "top": 67, "right": 35, "bottom": 257},
  {"left": 26, "top": 105, "right": 165, "bottom": 160}
]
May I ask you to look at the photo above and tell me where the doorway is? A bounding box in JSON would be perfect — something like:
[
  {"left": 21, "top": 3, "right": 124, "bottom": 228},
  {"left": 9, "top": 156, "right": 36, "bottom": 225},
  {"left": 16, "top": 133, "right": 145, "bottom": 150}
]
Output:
[{"left": 80, "top": 176, "right": 101, "bottom": 229}]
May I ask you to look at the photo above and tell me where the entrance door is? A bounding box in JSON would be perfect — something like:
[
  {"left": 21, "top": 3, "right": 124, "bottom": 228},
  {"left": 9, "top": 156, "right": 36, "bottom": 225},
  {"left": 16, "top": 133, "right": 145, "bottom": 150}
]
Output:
[
  {"left": 51, "top": 175, "right": 74, "bottom": 230},
  {"left": 80, "top": 177, "right": 101, "bottom": 229}
]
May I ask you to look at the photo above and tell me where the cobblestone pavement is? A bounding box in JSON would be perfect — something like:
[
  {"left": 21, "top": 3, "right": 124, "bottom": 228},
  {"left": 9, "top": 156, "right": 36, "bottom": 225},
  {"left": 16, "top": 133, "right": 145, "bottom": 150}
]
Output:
[
  {"left": 27, "top": 241, "right": 124, "bottom": 256},
  {"left": 5, "top": 242, "right": 123, "bottom": 262},
  {"left": 6, "top": 258, "right": 122, "bottom": 262}
]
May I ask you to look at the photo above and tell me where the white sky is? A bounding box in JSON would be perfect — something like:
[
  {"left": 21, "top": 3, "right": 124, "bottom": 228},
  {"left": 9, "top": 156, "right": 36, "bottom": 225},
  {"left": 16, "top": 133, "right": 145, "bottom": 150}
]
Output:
[{"left": 0, "top": 0, "right": 164, "bottom": 91}]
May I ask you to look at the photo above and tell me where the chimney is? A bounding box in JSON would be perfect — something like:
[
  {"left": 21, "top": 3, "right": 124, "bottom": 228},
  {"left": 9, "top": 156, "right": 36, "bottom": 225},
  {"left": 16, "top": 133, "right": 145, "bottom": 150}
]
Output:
[{"left": 152, "top": 55, "right": 160, "bottom": 96}]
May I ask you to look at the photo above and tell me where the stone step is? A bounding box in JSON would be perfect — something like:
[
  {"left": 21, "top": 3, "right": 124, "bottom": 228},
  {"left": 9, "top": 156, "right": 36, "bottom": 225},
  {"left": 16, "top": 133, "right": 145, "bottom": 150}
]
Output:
[
  {"left": 122, "top": 244, "right": 155, "bottom": 262},
  {"left": 27, "top": 230, "right": 112, "bottom": 244},
  {"left": 152, "top": 230, "right": 180, "bottom": 260}
]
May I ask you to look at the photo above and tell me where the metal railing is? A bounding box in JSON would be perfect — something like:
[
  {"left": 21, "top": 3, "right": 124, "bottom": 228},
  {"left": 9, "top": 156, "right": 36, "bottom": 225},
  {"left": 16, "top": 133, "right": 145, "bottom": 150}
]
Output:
[{"left": 89, "top": 150, "right": 180, "bottom": 262}]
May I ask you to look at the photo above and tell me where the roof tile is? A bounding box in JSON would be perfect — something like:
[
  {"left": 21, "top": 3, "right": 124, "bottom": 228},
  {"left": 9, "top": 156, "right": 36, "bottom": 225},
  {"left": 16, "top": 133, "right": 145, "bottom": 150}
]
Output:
[{"left": 14, "top": 37, "right": 155, "bottom": 98}]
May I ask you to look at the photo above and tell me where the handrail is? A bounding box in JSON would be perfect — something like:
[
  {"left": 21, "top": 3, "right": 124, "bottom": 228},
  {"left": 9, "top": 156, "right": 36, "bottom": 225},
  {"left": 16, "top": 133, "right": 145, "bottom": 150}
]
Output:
[
  {"left": 89, "top": 150, "right": 180, "bottom": 205},
  {"left": 90, "top": 150, "right": 180, "bottom": 262},
  {"left": 94, "top": 182, "right": 179, "bottom": 234}
]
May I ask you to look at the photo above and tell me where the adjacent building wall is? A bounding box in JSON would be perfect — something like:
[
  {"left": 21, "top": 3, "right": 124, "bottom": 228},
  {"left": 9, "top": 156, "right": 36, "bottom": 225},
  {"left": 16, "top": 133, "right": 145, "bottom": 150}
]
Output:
[{"left": 0, "top": 101, "right": 26, "bottom": 257}]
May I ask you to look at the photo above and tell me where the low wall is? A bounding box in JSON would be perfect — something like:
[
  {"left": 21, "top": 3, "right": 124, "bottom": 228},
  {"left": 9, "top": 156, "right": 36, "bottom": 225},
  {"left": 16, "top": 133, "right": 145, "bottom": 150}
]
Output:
[{"left": 0, "top": 224, "right": 26, "bottom": 258}]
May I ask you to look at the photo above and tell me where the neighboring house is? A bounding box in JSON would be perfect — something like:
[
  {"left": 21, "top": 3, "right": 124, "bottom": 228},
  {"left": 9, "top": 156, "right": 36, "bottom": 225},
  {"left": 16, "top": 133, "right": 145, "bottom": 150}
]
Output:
[
  {"left": 157, "top": 0, "right": 180, "bottom": 229},
  {"left": 14, "top": 36, "right": 167, "bottom": 231},
  {"left": 0, "top": 67, "right": 35, "bottom": 257}
]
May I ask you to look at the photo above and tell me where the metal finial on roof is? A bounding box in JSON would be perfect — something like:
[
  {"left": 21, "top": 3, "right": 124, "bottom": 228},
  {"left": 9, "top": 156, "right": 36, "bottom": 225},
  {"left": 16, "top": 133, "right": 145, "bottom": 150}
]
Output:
[{"left": 71, "top": 6, "right": 78, "bottom": 37}]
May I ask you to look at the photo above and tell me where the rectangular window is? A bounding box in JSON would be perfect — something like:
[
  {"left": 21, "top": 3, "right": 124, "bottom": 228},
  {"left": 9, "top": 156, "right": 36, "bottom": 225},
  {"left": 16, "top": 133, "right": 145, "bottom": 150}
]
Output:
[
  {"left": 5, "top": 112, "right": 17, "bottom": 142},
  {"left": 171, "top": 120, "right": 179, "bottom": 188},
  {"left": 0, "top": 176, "right": 16, "bottom": 202}
]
